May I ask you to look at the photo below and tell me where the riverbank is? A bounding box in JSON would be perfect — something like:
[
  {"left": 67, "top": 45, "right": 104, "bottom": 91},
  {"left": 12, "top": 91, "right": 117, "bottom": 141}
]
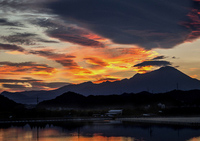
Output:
[
  {"left": 1, "top": 117, "right": 200, "bottom": 126},
  {"left": 0, "top": 117, "right": 111, "bottom": 124},
  {"left": 117, "top": 117, "right": 200, "bottom": 126}
]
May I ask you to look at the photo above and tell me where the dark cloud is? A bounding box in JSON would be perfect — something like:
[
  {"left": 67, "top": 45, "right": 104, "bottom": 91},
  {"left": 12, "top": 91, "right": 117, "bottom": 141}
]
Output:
[
  {"left": 48, "top": 32, "right": 104, "bottom": 47},
  {"left": 29, "top": 49, "right": 91, "bottom": 73},
  {"left": 153, "top": 55, "right": 167, "bottom": 60},
  {"left": 0, "top": 0, "right": 51, "bottom": 14},
  {"left": 134, "top": 61, "right": 172, "bottom": 68},
  {"left": 0, "top": 78, "right": 69, "bottom": 90},
  {"left": 2, "top": 84, "right": 26, "bottom": 89},
  {"left": 1, "top": 33, "right": 59, "bottom": 45},
  {"left": 33, "top": 19, "right": 105, "bottom": 47},
  {"left": 183, "top": 1, "right": 200, "bottom": 41},
  {"left": 37, "top": 38, "right": 59, "bottom": 43},
  {"left": 0, "top": 79, "right": 38, "bottom": 83},
  {"left": 29, "top": 50, "right": 77, "bottom": 68},
  {"left": 1, "top": 33, "right": 37, "bottom": 45},
  {"left": 29, "top": 50, "right": 76, "bottom": 59},
  {"left": 48, "top": 0, "right": 199, "bottom": 49},
  {"left": 0, "top": 43, "right": 25, "bottom": 52},
  {"left": 0, "top": 18, "right": 23, "bottom": 27},
  {"left": 55, "top": 59, "right": 78, "bottom": 68}
]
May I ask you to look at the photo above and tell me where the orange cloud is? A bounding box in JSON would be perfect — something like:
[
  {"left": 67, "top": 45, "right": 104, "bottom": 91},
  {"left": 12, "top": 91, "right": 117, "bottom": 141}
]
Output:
[
  {"left": 84, "top": 57, "right": 109, "bottom": 66},
  {"left": 56, "top": 46, "right": 158, "bottom": 83},
  {"left": 0, "top": 62, "right": 56, "bottom": 76}
]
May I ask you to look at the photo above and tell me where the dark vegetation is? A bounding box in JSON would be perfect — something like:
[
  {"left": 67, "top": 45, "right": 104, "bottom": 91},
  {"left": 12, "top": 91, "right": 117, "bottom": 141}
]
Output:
[
  {"left": 0, "top": 95, "right": 24, "bottom": 119},
  {"left": 1, "top": 90, "right": 200, "bottom": 119}
]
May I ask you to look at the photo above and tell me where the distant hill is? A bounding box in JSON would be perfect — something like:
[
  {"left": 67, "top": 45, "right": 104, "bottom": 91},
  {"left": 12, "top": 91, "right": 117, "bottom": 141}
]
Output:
[
  {"left": 0, "top": 95, "right": 24, "bottom": 118},
  {"left": 37, "top": 91, "right": 188, "bottom": 109},
  {"left": 0, "top": 95, "right": 22, "bottom": 110},
  {"left": 2, "top": 66, "right": 200, "bottom": 104}
]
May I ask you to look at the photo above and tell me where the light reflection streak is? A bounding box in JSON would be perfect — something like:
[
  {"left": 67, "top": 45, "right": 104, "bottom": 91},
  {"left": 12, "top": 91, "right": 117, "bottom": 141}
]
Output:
[{"left": 0, "top": 127, "right": 135, "bottom": 141}]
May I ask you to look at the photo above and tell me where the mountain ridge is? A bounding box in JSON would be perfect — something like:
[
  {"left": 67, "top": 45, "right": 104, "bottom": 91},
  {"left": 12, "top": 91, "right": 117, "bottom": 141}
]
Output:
[{"left": 2, "top": 66, "right": 200, "bottom": 104}]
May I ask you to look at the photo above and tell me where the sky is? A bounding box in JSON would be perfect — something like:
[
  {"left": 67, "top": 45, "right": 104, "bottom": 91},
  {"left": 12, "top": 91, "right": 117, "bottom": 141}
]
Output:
[{"left": 0, "top": 0, "right": 200, "bottom": 93}]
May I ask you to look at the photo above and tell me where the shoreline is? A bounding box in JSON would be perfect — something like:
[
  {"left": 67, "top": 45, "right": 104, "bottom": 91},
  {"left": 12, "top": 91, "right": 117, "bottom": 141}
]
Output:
[
  {"left": 116, "top": 117, "right": 200, "bottom": 126},
  {"left": 1, "top": 117, "right": 200, "bottom": 126}
]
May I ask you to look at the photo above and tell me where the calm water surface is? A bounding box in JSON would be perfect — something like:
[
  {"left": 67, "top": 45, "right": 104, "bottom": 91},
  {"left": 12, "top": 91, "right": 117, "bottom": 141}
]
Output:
[{"left": 0, "top": 120, "right": 200, "bottom": 141}]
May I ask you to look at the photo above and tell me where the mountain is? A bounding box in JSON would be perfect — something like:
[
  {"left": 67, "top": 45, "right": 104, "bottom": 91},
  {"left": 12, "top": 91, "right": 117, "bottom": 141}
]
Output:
[
  {"left": 0, "top": 95, "right": 24, "bottom": 119},
  {"left": 40, "top": 90, "right": 198, "bottom": 109},
  {"left": 2, "top": 66, "right": 200, "bottom": 104}
]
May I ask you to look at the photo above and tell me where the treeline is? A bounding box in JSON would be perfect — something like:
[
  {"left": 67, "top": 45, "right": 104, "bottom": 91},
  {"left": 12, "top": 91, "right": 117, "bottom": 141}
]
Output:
[
  {"left": 1, "top": 89, "right": 200, "bottom": 119},
  {"left": 38, "top": 90, "right": 200, "bottom": 109}
]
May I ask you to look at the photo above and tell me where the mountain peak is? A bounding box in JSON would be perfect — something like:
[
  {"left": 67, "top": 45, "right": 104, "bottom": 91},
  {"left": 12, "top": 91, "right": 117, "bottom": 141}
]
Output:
[
  {"left": 132, "top": 66, "right": 179, "bottom": 79},
  {"left": 158, "top": 66, "right": 178, "bottom": 71}
]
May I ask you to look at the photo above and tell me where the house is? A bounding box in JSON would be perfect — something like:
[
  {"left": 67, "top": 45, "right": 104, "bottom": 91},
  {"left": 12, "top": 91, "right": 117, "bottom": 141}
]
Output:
[{"left": 106, "top": 109, "right": 123, "bottom": 117}]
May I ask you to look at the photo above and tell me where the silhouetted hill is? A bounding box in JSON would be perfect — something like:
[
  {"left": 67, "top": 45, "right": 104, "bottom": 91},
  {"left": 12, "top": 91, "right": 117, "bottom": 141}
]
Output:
[
  {"left": 0, "top": 95, "right": 25, "bottom": 119},
  {"left": 0, "top": 95, "right": 23, "bottom": 111},
  {"left": 37, "top": 91, "right": 185, "bottom": 109},
  {"left": 39, "top": 92, "right": 86, "bottom": 108},
  {"left": 2, "top": 66, "right": 200, "bottom": 104}
]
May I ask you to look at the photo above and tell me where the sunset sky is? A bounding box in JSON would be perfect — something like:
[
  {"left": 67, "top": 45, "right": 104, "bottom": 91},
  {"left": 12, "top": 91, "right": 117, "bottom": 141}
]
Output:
[{"left": 0, "top": 0, "right": 200, "bottom": 93}]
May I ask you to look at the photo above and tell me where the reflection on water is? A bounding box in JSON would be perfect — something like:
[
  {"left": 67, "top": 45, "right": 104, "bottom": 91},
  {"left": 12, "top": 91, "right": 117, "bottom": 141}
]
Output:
[
  {"left": 0, "top": 121, "right": 200, "bottom": 141},
  {"left": 187, "top": 137, "right": 200, "bottom": 141}
]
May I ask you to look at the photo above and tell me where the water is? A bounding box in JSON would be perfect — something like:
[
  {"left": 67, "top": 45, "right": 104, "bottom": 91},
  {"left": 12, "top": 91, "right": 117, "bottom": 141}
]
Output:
[{"left": 0, "top": 120, "right": 200, "bottom": 141}]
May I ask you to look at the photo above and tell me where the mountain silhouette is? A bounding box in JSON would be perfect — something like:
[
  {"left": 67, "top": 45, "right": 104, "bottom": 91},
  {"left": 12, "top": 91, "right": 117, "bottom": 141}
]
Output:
[
  {"left": 37, "top": 91, "right": 180, "bottom": 109},
  {"left": 2, "top": 66, "right": 200, "bottom": 104}
]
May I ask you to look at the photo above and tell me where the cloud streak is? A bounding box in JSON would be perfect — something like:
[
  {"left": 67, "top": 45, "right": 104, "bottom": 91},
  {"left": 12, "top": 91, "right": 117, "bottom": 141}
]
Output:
[
  {"left": 33, "top": 19, "right": 105, "bottom": 48},
  {"left": 1, "top": 33, "right": 59, "bottom": 45},
  {"left": 0, "top": 78, "right": 70, "bottom": 91},
  {"left": 134, "top": 61, "right": 172, "bottom": 68},
  {"left": 84, "top": 57, "right": 109, "bottom": 67},
  {"left": 29, "top": 49, "right": 92, "bottom": 74},
  {"left": 0, "top": 43, "right": 25, "bottom": 52},
  {"left": 153, "top": 55, "right": 167, "bottom": 60},
  {"left": 0, "top": 61, "right": 55, "bottom": 75}
]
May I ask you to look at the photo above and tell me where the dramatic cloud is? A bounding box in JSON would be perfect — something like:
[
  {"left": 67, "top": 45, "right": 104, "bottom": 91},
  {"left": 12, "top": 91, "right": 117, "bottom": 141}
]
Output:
[
  {"left": 0, "top": 78, "right": 69, "bottom": 91},
  {"left": 29, "top": 49, "right": 92, "bottom": 74},
  {"left": 0, "top": 78, "right": 40, "bottom": 83},
  {"left": 2, "top": 84, "right": 27, "bottom": 89},
  {"left": 29, "top": 50, "right": 77, "bottom": 67},
  {"left": 33, "top": 19, "right": 105, "bottom": 48},
  {"left": 134, "top": 61, "right": 172, "bottom": 68},
  {"left": 0, "top": 43, "right": 25, "bottom": 52},
  {"left": 1, "top": 33, "right": 59, "bottom": 45},
  {"left": 0, "top": 61, "right": 55, "bottom": 75},
  {"left": 48, "top": 0, "right": 200, "bottom": 49}
]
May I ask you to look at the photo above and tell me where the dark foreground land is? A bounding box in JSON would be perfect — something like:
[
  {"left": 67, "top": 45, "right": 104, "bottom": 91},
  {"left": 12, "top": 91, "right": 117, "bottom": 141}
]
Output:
[{"left": 1, "top": 90, "right": 200, "bottom": 122}]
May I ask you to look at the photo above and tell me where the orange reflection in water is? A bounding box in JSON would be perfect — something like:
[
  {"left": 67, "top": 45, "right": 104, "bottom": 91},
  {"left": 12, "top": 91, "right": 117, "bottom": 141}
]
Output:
[
  {"left": 187, "top": 137, "right": 200, "bottom": 141},
  {"left": 0, "top": 128, "right": 135, "bottom": 141},
  {"left": 39, "top": 135, "right": 134, "bottom": 141}
]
